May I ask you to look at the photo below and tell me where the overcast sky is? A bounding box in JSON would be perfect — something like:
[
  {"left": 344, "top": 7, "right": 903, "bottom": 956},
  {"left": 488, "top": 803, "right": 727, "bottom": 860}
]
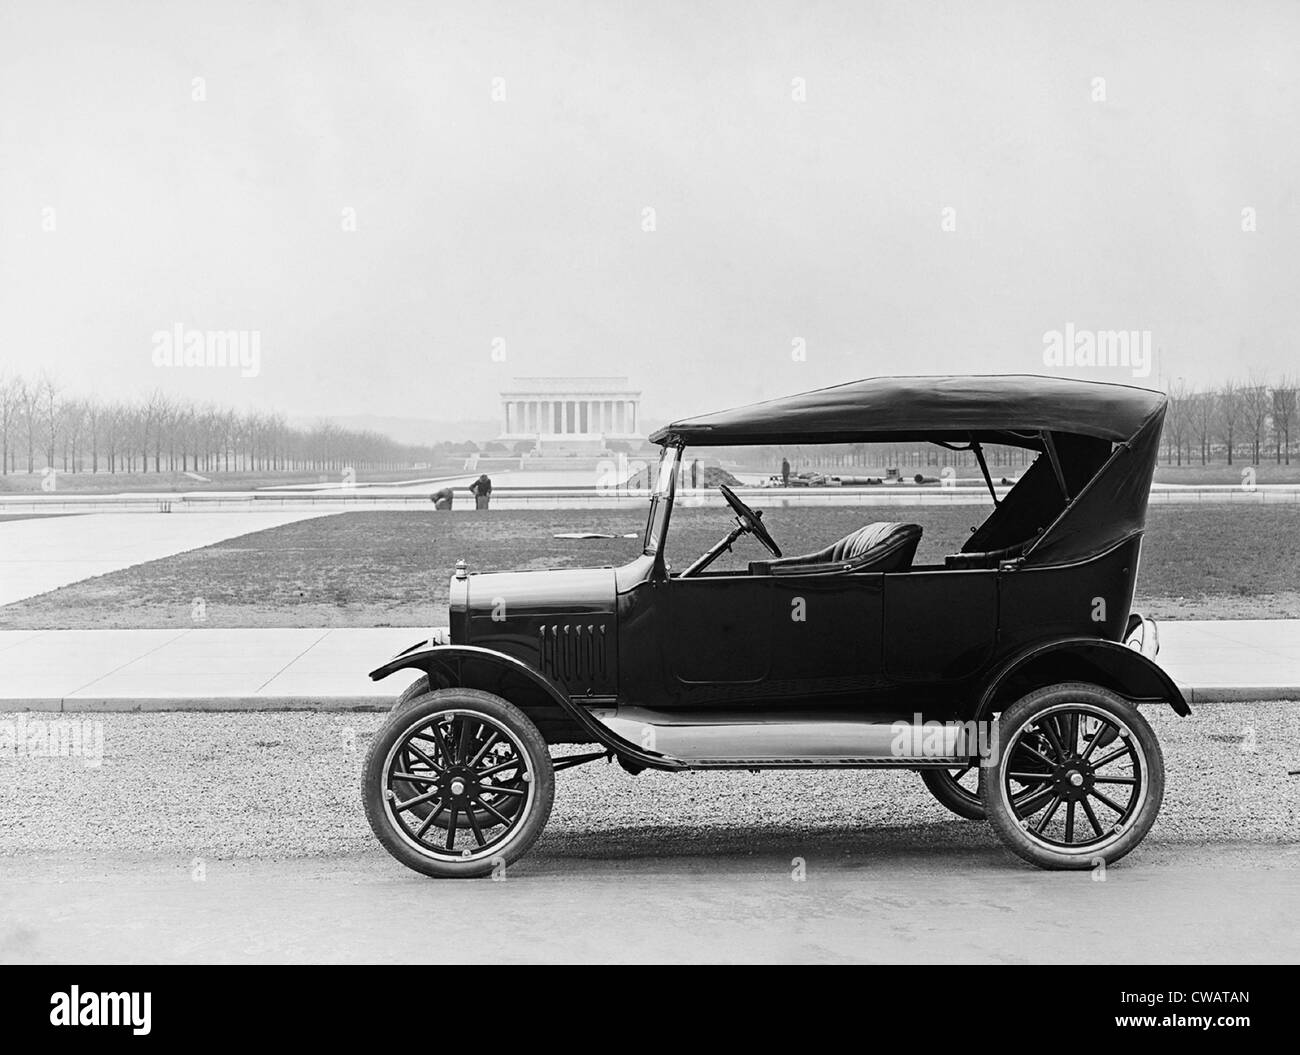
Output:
[{"left": 2, "top": 0, "right": 1297, "bottom": 426}]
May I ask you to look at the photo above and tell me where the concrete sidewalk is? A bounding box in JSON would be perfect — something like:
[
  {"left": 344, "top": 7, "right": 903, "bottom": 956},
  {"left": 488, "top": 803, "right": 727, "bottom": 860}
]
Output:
[
  {"left": 0, "top": 620, "right": 1297, "bottom": 711},
  {"left": 0, "top": 510, "right": 336, "bottom": 606}
]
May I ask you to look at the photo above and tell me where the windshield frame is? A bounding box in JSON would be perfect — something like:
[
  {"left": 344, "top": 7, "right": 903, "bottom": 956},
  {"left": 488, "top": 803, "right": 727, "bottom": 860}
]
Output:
[{"left": 642, "top": 444, "right": 681, "bottom": 558}]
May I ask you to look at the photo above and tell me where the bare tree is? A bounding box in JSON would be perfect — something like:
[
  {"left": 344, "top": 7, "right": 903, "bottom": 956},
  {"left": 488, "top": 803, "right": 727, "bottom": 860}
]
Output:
[
  {"left": 1190, "top": 388, "right": 1214, "bottom": 465},
  {"left": 149, "top": 391, "right": 174, "bottom": 472},
  {"left": 18, "top": 377, "right": 40, "bottom": 473},
  {"left": 60, "top": 399, "right": 87, "bottom": 472},
  {"left": 84, "top": 400, "right": 101, "bottom": 472},
  {"left": 130, "top": 398, "right": 152, "bottom": 474},
  {"left": 1165, "top": 379, "right": 1189, "bottom": 465},
  {"left": 1216, "top": 378, "right": 1240, "bottom": 465},
  {"left": 222, "top": 409, "right": 237, "bottom": 472},
  {"left": 1273, "top": 377, "right": 1296, "bottom": 466},
  {"left": 101, "top": 402, "right": 121, "bottom": 473},
  {"left": 36, "top": 374, "right": 61, "bottom": 471},
  {"left": 0, "top": 372, "right": 20, "bottom": 474},
  {"left": 174, "top": 402, "right": 194, "bottom": 472},
  {"left": 1241, "top": 375, "right": 1271, "bottom": 465}
]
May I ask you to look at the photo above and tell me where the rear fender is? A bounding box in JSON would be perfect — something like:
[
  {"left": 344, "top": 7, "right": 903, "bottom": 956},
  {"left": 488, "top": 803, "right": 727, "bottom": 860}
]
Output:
[
  {"left": 370, "top": 644, "right": 685, "bottom": 770},
  {"left": 976, "top": 637, "right": 1190, "bottom": 719}
]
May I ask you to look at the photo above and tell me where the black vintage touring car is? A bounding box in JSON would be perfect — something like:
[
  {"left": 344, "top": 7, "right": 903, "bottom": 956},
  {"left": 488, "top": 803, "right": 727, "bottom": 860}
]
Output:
[{"left": 362, "top": 375, "right": 1187, "bottom": 876}]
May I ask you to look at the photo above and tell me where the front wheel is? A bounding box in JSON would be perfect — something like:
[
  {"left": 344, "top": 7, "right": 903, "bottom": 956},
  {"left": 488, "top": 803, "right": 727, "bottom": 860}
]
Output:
[
  {"left": 980, "top": 683, "right": 1164, "bottom": 870},
  {"left": 388, "top": 678, "right": 526, "bottom": 831},
  {"left": 362, "top": 688, "right": 554, "bottom": 878}
]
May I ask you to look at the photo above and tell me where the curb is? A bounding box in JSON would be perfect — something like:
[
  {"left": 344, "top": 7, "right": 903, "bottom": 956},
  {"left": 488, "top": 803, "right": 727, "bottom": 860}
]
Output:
[
  {"left": 1, "top": 687, "right": 1297, "bottom": 712},
  {"left": 1184, "top": 686, "right": 1300, "bottom": 704},
  {"left": 0, "top": 696, "right": 393, "bottom": 713}
]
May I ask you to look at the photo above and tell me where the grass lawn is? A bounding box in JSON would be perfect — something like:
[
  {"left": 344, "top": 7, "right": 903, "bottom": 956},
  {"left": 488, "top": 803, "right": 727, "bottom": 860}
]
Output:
[{"left": 1, "top": 504, "right": 1297, "bottom": 629}]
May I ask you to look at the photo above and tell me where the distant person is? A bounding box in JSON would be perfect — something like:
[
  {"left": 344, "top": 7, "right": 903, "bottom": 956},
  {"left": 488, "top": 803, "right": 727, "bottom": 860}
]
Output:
[
  {"left": 469, "top": 473, "right": 493, "bottom": 509},
  {"left": 781, "top": 457, "right": 790, "bottom": 486},
  {"left": 690, "top": 459, "right": 699, "bottom": 488},
  {"left": 430, "top": 488, "right": 454, "bottom": 510}
]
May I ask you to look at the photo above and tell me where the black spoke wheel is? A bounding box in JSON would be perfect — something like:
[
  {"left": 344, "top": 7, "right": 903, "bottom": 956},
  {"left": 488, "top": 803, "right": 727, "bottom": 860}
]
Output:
[
  {"left": 362, "top": 688, "right": 554, "bottom": 878},
  {"left": 980, "top": 683, "right": 1164, "bottom": 870},
  {"left": 920, "top": 766, "right": 985, "bottom": 820},
  {"left": 387, "top": 678, "right": 523, "bottom": 832},
  {"left": 920, "top": 750, "right": 1053, "bottom": 822}
]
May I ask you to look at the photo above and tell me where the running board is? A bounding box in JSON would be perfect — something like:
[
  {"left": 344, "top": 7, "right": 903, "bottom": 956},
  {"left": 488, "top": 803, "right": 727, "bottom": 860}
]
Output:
[{"left": 590, "top": 707, "right": 988, "bottom": 770}]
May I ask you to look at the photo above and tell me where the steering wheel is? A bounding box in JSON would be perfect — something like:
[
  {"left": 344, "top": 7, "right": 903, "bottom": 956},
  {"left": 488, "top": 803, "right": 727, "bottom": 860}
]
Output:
[{"left": 719, "top": 484, "right": 782, "bottom": 558}]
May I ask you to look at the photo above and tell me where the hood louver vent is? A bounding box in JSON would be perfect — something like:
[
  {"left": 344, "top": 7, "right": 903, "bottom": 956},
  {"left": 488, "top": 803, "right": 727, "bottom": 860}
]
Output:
[{"left": 539, "top": 623, "right": 609, "bottom": 687}]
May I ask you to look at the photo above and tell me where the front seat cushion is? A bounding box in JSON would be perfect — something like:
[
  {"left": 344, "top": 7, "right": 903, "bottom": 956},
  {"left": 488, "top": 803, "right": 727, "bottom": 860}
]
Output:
[{"left": 752, "top": 522, "right": 923, "bottom": 576}]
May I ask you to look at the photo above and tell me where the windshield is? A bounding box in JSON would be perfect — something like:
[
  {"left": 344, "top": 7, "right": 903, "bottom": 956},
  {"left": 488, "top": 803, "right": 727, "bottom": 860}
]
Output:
[{"left": 643, "top": 445, "right": 680, "bottom": 554}]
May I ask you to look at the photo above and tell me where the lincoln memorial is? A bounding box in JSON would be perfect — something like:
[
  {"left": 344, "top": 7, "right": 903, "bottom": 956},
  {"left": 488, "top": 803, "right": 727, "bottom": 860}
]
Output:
[{"left": 499, "top": 377, "right": 644, "bottom": 451}]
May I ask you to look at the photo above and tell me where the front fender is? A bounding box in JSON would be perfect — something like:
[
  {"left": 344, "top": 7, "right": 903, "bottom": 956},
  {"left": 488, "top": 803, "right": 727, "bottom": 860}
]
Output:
[
  {"left": 976, "top": 637, "right": 1191, "bottom": 719},
  {"left": 369, "top": 643, "right": 685, "bottom": 771}
]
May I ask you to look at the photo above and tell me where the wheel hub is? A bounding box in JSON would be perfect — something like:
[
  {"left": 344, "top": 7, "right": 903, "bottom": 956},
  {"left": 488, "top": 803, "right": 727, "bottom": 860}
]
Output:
[
  {"left": 1051, "top": 756, "right": 1094, "bottom": 801},
  {"left": 439, "top": 766, "right": 477, "bottom": 802}
]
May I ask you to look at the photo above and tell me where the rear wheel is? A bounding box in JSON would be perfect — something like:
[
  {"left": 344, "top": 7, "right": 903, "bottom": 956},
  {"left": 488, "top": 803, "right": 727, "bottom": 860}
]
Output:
[
  {"left": 980, "top": 683, "right": 1164, "bottom": 870},
  {"left": 362, "top": 688, "right": 554, "bottom": 878},
  {"left": 920, "top": 766, "right": 985, "bottom": 820},
  {"left": 920, "top": 755, "right": 1054, "bottom": 821}
]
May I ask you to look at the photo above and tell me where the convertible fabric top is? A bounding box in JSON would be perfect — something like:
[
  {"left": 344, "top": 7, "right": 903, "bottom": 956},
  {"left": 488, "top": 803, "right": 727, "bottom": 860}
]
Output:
[
  {"left": 651, "top": 374, "right": 1170, "bottom": 568},
  {"left": 649, "top": 375, "right": 1167, "bottom": 448}
]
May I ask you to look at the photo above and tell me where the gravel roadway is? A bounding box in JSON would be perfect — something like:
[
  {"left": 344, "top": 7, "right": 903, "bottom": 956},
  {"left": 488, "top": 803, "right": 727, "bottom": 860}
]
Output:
[{"left": 1, "top": 702, "right": 1297, "bottom": 963}]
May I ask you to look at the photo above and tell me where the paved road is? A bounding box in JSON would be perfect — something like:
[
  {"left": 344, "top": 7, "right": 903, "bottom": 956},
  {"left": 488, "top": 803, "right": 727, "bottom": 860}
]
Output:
[
  {"left": 1, "top": 706, "right": 1296, "bottom": 963},
  {"left": 1, "top": 844, "right": 1295, "bottom": 963}
]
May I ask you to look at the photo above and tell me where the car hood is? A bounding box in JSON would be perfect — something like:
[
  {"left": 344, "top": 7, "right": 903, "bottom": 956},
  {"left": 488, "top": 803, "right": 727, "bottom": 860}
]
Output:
[{"left": 463, "top": 566, "right": 618, "bottom": 621}]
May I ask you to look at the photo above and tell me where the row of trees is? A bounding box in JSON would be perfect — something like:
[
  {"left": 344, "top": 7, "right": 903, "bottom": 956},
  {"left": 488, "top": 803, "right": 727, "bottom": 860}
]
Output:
[
  {"left": 2, "top": 370, "right": 1295, "bottom": 477},
  {"left": 0, "top": 373, "right": 447, "bottom": 476},
  {"left": 1164, "top": 376, "right": 1297, "bottom": 466}
]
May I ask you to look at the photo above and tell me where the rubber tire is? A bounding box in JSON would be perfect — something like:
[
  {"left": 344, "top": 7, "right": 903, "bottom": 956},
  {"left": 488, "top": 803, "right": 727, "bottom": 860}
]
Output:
[
  {"left": 980, "top": 682, "right": 1165, "bottom": 870},
  {"left": 362, "top": 688, "right": 554, "bottom": 878},
  {"left": 920, "top": 767, "right": 986, "bottom": 820},
  {"left": 395, "top": 675, "right": 431, "bottom": 705}
]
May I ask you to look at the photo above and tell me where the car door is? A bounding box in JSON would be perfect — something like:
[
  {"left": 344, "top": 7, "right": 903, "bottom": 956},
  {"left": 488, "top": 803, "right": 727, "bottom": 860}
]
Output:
[
  {"left": 882, "top": 568, "right": 999, "bottom": 682},
  {"left": 667, "top": 574, "right": 772, "bottom": 686},
  {"left": 665, "top": 570, "right": 887, "bottom": 705},
  {"left": 766, "top": 573, "right": 887, "bottom": 698}
]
